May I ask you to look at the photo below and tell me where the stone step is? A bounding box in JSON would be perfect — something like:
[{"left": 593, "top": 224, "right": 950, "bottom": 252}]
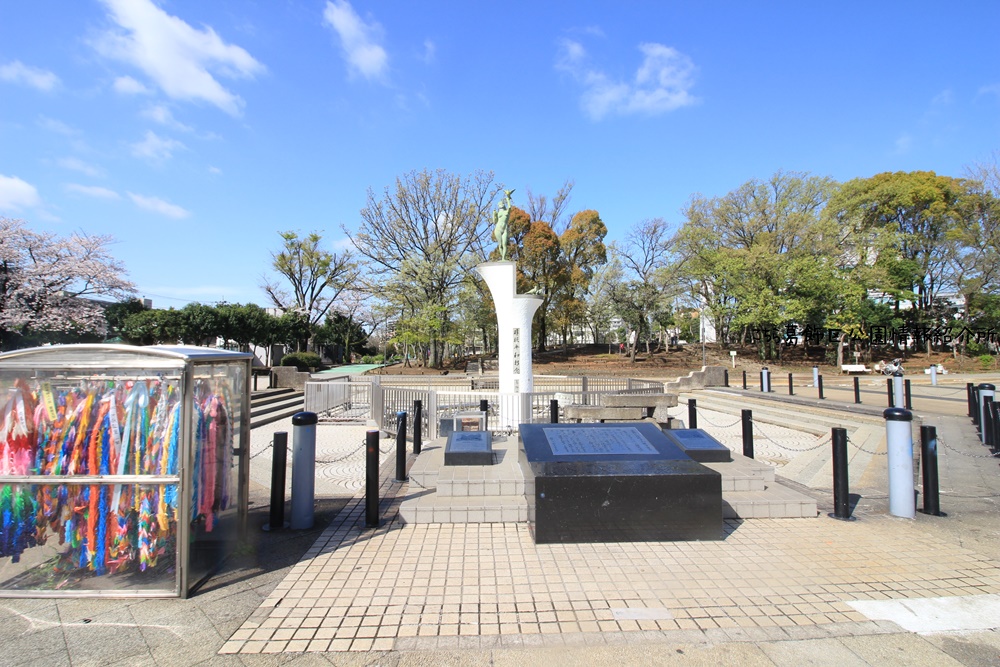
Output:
[
  {"left": 687, "top": 395, "right": 871, "bottom": 435},
  {"left": 701, "top": 453, "right": 774, "bottom": 492},
  {"left": 696, "top": 389, "right": 888, "bottom": 424},
  {"left": 398, "top": 494, "right": 528, "bottom": 524},
  {"left": 722, "top": 483, "right": 818, "bottom": 519}
]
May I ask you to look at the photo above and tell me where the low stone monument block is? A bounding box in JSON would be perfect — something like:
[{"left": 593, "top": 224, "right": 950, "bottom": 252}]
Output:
[
  {"left": 445, "top": 431, "right": 495, "bottom": 466},
  {"left": 661, "top": 428, "right": 732, "bottom": 463},
  {"left": 518, "top": 422, "right": 722, "bottom": 543}
]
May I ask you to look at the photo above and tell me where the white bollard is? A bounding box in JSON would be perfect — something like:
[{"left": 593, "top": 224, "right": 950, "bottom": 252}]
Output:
[
  {"left": 884, "top": 408, "right": 915, "bottom": 518},
  {"left": 289, "top": 411, "right": 318, "bottom": 529},
  {"left": 892, "top": 372, "right": 905, "bottom": 409},
  {"left": 930, "top": 365, "right": 937, "bottom": 386},
  {"left": 979, "top": 384, "right": 995, "bottom": 444},
  {"left": 812, "top": 366, "right": 819, "bottom": 388}
]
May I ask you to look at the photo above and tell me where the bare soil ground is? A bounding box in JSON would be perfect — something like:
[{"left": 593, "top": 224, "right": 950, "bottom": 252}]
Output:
[{"left": 372, "top": 343, "right": 993, "bottom": 380}]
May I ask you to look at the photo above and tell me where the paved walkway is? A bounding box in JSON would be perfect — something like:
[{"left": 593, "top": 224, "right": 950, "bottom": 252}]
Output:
[{"left": 3, "top": 378, "right": 1000, "bottom": 665}]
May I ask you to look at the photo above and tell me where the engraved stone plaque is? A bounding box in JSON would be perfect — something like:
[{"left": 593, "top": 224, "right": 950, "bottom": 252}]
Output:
[{"left": 543, "top": 426, "right": 658, "bottom": 456}]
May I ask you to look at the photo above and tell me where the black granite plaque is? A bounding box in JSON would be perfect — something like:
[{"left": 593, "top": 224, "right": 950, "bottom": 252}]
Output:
[
  {"left": 518, "top": 422, "right": 722, "bottom": 543},
  {"left": 444, "top": 430, "right": 494, "bottom": 466},
  {"left": 661, "top": 428, "right": 732, "bottom": 462}
]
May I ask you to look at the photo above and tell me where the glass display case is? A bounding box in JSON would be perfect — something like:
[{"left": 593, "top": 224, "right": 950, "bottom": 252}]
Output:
[{"left": 0, "top": 345, "right": 250, "bottom": 598}]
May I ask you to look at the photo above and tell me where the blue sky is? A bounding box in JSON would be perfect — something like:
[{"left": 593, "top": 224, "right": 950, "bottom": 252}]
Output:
[{"left": 2, "top": 1, "right": 998, "bottom": 309}]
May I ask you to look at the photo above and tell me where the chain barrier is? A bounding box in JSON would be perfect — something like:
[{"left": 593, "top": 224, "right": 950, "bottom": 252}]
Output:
[
  {"left": 846, "top": 434, "right": 887, "bottom": 456},
  {"left": 940, "top": 436, "right": 1000, "bottom": 460},
  {"left": 694, "top": 410, "right": 742, "bottom": 429},
  {"left": 249, "top": 440, "right": 273, "bottom": 460},
  {"left": 750, "top": 419, "right": 829, "bottom": 453}
]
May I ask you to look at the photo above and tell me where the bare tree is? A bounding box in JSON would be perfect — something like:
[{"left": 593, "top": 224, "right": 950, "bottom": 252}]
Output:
[
  {"left": 526, "top": 179, "right": 575, "bottom": 233},
  {"left": 347, "top": 168, "right": 501, "bottom": 367}
]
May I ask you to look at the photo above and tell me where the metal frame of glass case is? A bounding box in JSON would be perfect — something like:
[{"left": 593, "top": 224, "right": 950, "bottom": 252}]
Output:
[{"left": 0, "top": 344, "right": 251, "bottom": 598}]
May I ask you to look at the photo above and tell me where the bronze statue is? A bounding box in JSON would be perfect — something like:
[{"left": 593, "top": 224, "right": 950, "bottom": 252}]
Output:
[{"left": 493, "top": 188, "right": 515, "bottom": 261}]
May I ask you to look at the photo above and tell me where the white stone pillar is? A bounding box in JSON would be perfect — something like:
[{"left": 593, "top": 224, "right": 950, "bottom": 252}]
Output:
[{"left": 476, "top": 261, "right": 543, "bottom": 429}]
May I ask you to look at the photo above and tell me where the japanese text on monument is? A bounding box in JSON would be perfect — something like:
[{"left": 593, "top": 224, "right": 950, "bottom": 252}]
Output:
[{"left": 543, "top": 427, "right": 657, "bottom": 455}]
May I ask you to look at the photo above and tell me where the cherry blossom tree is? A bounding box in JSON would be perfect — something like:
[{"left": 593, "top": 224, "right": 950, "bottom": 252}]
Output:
[{"left": 0, "top": 217, "right": 135, "bottom": 350}]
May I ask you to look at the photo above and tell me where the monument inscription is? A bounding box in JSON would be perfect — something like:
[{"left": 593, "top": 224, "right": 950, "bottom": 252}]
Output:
[{"left": 543, "top": 426, "right": 657, "bottom": 456}]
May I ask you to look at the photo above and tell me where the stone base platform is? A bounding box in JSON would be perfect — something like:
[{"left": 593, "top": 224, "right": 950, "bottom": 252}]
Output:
[{"left": 399, "top": 431, "right": 817, "bottom": 524}]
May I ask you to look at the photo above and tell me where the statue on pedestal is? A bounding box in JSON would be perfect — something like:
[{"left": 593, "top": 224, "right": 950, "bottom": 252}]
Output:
[{"left": 493, "top": 189, "right": 515, "bottom": 261}]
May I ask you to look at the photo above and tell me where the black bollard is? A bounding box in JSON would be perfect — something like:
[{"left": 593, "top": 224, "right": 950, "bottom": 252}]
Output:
[
  {"left": 991, "top": 402, "right": 1000, "bottom": 452},
  {"left": 268, "top": 431, "right": 288, "bottom": 530},
  {"left": 413, "top": 400, "right": 423, "bottom": 455},
  {"left": 904, "top": 379, "right": 912, "bottom": 410},
  {"left": 742, "top": 370, "right": 747, "bottom": 390},
  {"left": 831, "top": 427, "right": 852, "bottom": 520},
  {"left": 818, "top": 375, "right": 825, "bottom": 400},
  {"left": 365, "top": 430, "right": 380, "bottom": 527},
  {"left": 253, "top": 372, "right": 258, "bottom": 392},
  {"left": 887, "top": 378, "right": 895, "bottom": 408},
  {"left": 854, "top": 376, "right": 861, "bottom": 404},
  {"left": 550, "top": 399, "right": 559, "bottom": 424},
  {"left": 724, "top": 369, "right": 729, "bottom": 387},
  {"left": 967, "top": 382, "right": 975, "bottom": 419},
  {"left": 742, "top": 409, "right": 754, "bottom": 459},
  {"left": 688, "top": 398, "right": 698, "bottom": 430},
  {"left": 919, "top": 425, "right": 943, "bottom": 516},
  {"left": 760, "top": 369, "right": 765, "bottom": 392},
  {"left": 788, "top": 373, "right": 794, "bottom": 396},
  {"left": 972, "top": 385, "right": 981, "bottom": 426},
  {"left": 480, "top": 399, "right": 489, "bottom": 430},
  {"left": 395, "top": 412, "right": 408, "bottom": 482}
]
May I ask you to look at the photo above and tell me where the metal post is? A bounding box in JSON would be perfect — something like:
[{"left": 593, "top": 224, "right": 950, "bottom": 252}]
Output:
[
  {"left": 978, "top": 384, "right": 995, "bottom": 443},
  {"left": 967, "top": 383, "right": 975, "bottom": 419},
  {"left": 788, "top": 373, "right": 794, "bottom": 396},
  {"left": 884, "top": 408, "right": 915, "bottom": 519},
  {"left": 972, "top": 385, "right": 980, "bottom": 426},
  {"left": 818, "top": 375, "right": 824, "bottom": 400},
  {"left": 920, "top": 425, "right": 942, "bottom": 516},
  {"left": 759, "top": 368, "right": 765, "bottom": 392},
  {"left": 930, "top": 365, "right": 937, "bottom": 386},
  {"left": 904, "top": 379, "right": 912, "bottom": 410},
  {"left": 395, "top": 411, "right": 407, "bottom": 482},
  {"left": 742, "top": 370, "right": 747, "bottom": 390},
  {"left": 854, "top": 376, "right": 861, "bottom": 404},
  {"left": 413, "top": 400, "right": 423, "bottom": 455},
  {"left": 365, "top": 430, "right": 380, "bottom": 527},
  {"left": 724, "top": 369, "right": 729, "bottom": 387},
  {"left": 991, "top": 402, "right": 1000, "bottom": 452},
  {"left": 688, "top": 398, "right": 698, "bottom": 430},
  {"left": 268, "top": 431, "right": 288, "bottom": 530},
  {"left": 289, "top": 412, "right": 317, "bottom": 530},
  {"left": 253, "top": 372, "right": 258, "bottom": 392},
  {"left": 831, "top": 427, "right": 851, "bottom": 520},
  {"left": 479, "top": 399, "right": 489, "bottom": 431},
  {"left": 887, "top": 378, "right": 895, "bottom": 408},
  {"left": 741, "top": 409, "right": 754, "bottom": 459},
  {"left": 812, "top": 366, "right": 819, "bottom": 388},
  {"left": 550, "top": 399, "right": 559, "bottom": 424}
]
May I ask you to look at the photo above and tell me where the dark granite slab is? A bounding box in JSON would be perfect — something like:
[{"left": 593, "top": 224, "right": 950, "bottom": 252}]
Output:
[
  {"left": 518, "top": 422, "right": 722, "bottom": 543},
  {"left": 444, "top": 430, "right": 494, "bottom": 466},
  {"left": 661, "top": 428, "right": 732, "bottom": 462}
]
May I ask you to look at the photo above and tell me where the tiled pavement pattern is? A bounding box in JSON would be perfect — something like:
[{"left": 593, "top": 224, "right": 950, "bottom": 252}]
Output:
[{"left": 222, "top": 470, "right": 1000, "bottom": 654}]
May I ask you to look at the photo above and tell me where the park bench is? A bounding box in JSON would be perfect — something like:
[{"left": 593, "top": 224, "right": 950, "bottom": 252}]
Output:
[{"left": 840, "top": 364, "right": 871, "bottom": 374}]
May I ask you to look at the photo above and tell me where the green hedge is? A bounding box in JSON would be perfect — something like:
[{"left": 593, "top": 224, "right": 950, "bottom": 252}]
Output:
[{"left": 280, "top": 351, "right": 322, "bottom": 371}]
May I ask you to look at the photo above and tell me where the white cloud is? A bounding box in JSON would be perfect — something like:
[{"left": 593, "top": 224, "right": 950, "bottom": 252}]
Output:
[
  {"left": 420, "top": 39, "right": 436, "bottom": 64},
  {"left": 37, "top": 116, "right": 77, "bottom": 135},
  {"left": 0, "top": 60, "right": 59, "bottom": 91},
  {"left": 979, "top": 83, "right": 1000, "bottom": 100},
  {"left": 0, "top": 175, "right": 41, "bottom": 211},
  {"left": 57, "top": 157, "right": 104, "bottom": 178},
  {"left": 113, "top": 75, "right": 150, "bottom": 94},
  {"left": 208, "top": 166, "right": 222, "bottom": 175},
  {"left": 127, "top": 192, "right": 190, "bottom": 218},
  {"left": 141, "top": 104, "right": 191, "bottom": 131},
  {"left": 66, "top": 183, "right": 121, "bottom": 199},
  {"left": 131, "top": 130, "right": 185, "bottom": 162},
  {"left": 556, "top": 40, "right": 698, "bottom": 120},
  {"left": 323, "top": 0, "right": 389, "bottom": 81},
  {"left": 94, "top": 0, "right": 264, "bottom": 115}
]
